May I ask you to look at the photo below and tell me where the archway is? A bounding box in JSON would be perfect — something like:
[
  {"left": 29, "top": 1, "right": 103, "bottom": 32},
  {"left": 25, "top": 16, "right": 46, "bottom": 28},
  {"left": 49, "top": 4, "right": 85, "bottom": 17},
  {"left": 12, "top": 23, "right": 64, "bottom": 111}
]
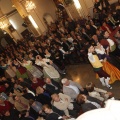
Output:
[{"left": 43, "top": 13, "right": 54, "bottom": 26}]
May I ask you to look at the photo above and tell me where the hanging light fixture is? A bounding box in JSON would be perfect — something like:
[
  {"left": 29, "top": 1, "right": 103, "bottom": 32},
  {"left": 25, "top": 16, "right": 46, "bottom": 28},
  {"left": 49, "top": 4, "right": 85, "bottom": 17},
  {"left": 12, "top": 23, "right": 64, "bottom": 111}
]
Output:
[{"left": 25, "top": 0, "right": 36, "bottom": 12}]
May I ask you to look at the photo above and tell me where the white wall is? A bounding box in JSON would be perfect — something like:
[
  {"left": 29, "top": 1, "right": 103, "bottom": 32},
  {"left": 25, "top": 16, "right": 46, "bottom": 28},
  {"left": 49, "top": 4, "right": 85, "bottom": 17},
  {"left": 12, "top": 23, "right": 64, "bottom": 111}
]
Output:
[
  {"left": 31, "top": 0, "right": 56, "bottom": 32},
  {"left": 0, "top": 0, "right": 27, "bottom": 40},
  {"left": 8, "top": 12, "right": 26, "bottom": 39}
]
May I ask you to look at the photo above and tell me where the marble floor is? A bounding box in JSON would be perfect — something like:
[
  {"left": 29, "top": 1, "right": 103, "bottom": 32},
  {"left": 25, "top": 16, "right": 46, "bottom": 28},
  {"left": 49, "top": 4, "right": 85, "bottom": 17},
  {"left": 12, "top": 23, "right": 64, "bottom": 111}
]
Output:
[{"left": 64, "top": 63, "right": 120, "bottom": 99}]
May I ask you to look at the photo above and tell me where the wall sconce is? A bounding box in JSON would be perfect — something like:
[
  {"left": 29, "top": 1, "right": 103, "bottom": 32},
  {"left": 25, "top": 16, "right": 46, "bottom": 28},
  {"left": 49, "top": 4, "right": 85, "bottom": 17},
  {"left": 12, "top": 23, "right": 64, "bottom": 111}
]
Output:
[
  {"left": 28, "top": 15, "right": 38, "bottom": 29},
  {"left": 9, "top": 20, "right": 17, "bottom": 30},
  {"left": 0, "top": 22, "right": 8, "bottom": 29}
]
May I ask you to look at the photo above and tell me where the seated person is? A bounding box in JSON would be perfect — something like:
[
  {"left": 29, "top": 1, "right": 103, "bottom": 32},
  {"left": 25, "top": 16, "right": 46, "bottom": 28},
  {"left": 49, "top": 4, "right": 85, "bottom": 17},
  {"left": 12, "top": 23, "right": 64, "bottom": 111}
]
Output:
[
  {"left": 18, "top": 78, "right": 32, "bottom": 89},
  {"left": 42, "top": 104, "right": 68, "bottom": 120},
  {"left": 4, "top": 82, "right": 15, "bottom": 96},
  {"left": 19, "top": 110, "right": 36, "bottom": 120},
  {"left": 0, "top": 97, "right": 13, "bottom": 116},
  {"left": 35, "top": 86, "right": 51, "bottom": 105},
  {"left": 13, "top": 95, "right": 29, "bottom": 112},
  {"left": 115, "top": 31, "right": 120, "bottom": 49},
  {"left": 51, "top": 93, "right": 79, "bottom": 118},
  {"left": 76, "top": 94, "right": 102, "bottom": 113},
  {"left": 2, "top": 108, "right": 19, "bottom": 120},
  {"left": 86, "top": 82, "right": 113, "bottom": 101},
  {"left": 31, "top": 77, "right": 45, "bottom": 91},
  {"left": 61, "top": 78, "right": 87, "bottom": 100},
  {"left": 22, "top": 87, "right": 35, "bottom": 100},
  {"left": 43, "top": 78, "right": 62, "bottom": 95},
  {"left": 29, "top": 99, "right": 42, "bottom": 114}
]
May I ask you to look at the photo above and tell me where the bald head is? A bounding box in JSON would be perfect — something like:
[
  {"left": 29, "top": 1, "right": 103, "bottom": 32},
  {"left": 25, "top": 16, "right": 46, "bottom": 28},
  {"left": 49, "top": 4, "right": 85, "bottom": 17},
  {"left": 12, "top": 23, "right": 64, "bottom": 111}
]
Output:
[{"left": 61, "top": 78, "right": 70, "bottom": 86}]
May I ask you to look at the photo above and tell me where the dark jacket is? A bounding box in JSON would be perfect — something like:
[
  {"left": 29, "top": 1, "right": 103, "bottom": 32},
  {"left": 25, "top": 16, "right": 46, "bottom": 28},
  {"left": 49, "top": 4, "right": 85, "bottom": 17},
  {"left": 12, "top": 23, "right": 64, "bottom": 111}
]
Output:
[
  {"left": 81, "top": 95, "right": 102, "bottom": 112},
  {"left": 45, "top": 80, "right": 62, "bottom": 95}
]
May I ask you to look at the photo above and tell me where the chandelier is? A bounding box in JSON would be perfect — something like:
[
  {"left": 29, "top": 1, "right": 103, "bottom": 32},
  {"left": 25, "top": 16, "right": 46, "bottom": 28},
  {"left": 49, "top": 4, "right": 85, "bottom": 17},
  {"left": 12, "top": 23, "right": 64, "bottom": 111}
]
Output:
[
  {"left": 0, "top": 22, "right": 8, "bottom": 29},
  {"left": 25, "top": 0, "right": 36, "bottom": 12}
]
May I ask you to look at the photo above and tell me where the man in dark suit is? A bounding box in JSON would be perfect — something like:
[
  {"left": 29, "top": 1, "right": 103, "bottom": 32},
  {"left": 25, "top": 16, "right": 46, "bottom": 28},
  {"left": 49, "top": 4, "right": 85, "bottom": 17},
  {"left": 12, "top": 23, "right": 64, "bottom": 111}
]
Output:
[
  {"left": 44, "top": 78, "right": 62, "bottom": 95},
  {"left": 76, "top": 94, "right": 102, "bottom": 113},
  {"left": 82, "top": 28, "right": 91, "bottom": 43},
  {"left": 86, "top": 24, "right": 96, "bottom": 37},
  {"left": 31, "top": 46, "right": 39, "bottom": 58}
]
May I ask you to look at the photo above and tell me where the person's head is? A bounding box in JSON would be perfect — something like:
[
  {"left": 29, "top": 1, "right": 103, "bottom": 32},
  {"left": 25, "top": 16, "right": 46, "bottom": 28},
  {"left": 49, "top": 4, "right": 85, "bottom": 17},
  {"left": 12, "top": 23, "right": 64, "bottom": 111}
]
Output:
[
  {"left": 36, "top": 55, "right": 42, "bottom": 60},
  {"left": 76, "top": 94, "right": 86, "bottom": 104},
  {"left": 9, "top": 92, "right": 13, "bottom": 97},
  {"left": 86, "top": 82, "right": 95, "bottom": 92},
  {"left": 92, "top": 35, "right": 98, "bottom": 41},
  {"left": 36, "top": 86, "right": 44, "bottom": 95},
  {"left": 103, "top": 31, "right": 109, "bottom": 38},
  {"left": 88, "top": 45, "right": 95, "bottom": 53},
  {"left": 28, "top": 52, "right": 33, "bottom": 58},
  {"left": 29, "top": 99, "right": 35, "bottom": 106},
  {"left": 0, "top": 97, "right": 4, "bottom": 104},
  {"left": 96, "top": 29, "right": 101, "bottom": 35},
  {"left": 86, "top": 25, "right": 90, "bottom": 29},
  {"left": 42, "top": 104, "right": 52, "bottom": 114},
  {"left": 13, "top": 95, "right": 20, "bottom": 101},
  {"left": 44, "top": 48, "right": 49, "bottom": 54},
  {"left": 4, "top": 82, "right": 10, "bottom": 88},
  {"left": 88, "top": 16, "right": 91, "bottom": 20},
  {"left": 96, "top": 42, "right": 101, "bottom": 47},
  {"left": 82, "top": 28, "right": 86, "bottom": 33},
  {"left": 77, "top": 35, "right": 82, "bottom": 40},
  {"left": 61, "top": 78, "right": 70, "bottom": 86},
  {"left": 51, "top": 94, "right": 60, "bottom": 102},
  {"left": 1, "top": 77, "right": 7, "bottom": 81},
  {"left": 115, "top": 31, "right": 120, "bottom": 38},
  {"left": 18, "top": 78, "right": 24, "bottom": 82},
  {"left": 22, "top": 58, "right": 27, "bottom": 63},
  {"left": 93, "top": 8, "right": 97, "bottom": 12},
  {"left": 38, "top": 48, "right": 42, "bottom": 53},
  {"left": 108, "top": 13, "right": 112, "bottom": 18},
  {"left": 44, "top": 78, "right": 51, "bottom": 84},
  {"left": 102, "top": 21, "right": 107, "bottom": 26},
  {"left": 32, "top": 77, "right": 38, "bottom": 83},
  {"left": 90, "top": 20, "right": 94, "bottom": 25},
  {"left": 4, "top": 111, "right": 10, "bottom": 116}
]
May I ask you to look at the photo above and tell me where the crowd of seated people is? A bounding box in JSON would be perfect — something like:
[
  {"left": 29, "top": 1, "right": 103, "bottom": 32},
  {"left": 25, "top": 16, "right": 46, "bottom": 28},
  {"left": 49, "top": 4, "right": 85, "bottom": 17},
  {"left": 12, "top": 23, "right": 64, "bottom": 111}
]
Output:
[{"left": 0, "top": 2, "right": 120, "bottom": 120}]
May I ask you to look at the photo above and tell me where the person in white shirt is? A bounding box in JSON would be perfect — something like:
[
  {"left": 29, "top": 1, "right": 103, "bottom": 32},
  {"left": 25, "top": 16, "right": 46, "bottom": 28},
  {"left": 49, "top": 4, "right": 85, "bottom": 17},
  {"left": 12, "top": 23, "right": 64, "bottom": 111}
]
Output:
[{"left": 86, "top": 82, "right": 113, "bottom": 101}]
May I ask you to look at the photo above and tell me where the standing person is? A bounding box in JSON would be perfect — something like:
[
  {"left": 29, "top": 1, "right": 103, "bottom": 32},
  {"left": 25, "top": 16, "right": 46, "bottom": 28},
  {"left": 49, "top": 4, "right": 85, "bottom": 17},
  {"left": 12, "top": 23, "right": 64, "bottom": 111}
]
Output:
[
  {"left": 61, "top": 78, "right": 87, "bottom": 100},
  {"left": 88, "top": 45, "right": 112, "bottom": 89},
  {"left": 35, "top": 55, "right": 60, "bottom": 82},
  {"left": 95, "top": 42, "right": 120, "bottom": 84},
  {"left": 0, "top": 60, "right": 16, "bottom": 78},
  {"left": 13, "top": 59, "right": 28, "bottom": 79},
  {"left": 17, "top": 58, "right": 43, "bottom": 80}
]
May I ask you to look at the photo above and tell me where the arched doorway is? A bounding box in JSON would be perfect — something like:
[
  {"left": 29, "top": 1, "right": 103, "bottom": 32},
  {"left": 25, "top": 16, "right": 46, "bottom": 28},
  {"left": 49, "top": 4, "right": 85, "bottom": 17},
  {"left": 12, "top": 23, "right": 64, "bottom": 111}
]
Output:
[
  {"left": 53, "top": 0, "right": 69, "bottom": 19},
  {"left": 1, "top": 38, "right": 8, "bottom": 48},
  {"left": 43, "top": 13, "right": 54, "bottom": 26}
]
